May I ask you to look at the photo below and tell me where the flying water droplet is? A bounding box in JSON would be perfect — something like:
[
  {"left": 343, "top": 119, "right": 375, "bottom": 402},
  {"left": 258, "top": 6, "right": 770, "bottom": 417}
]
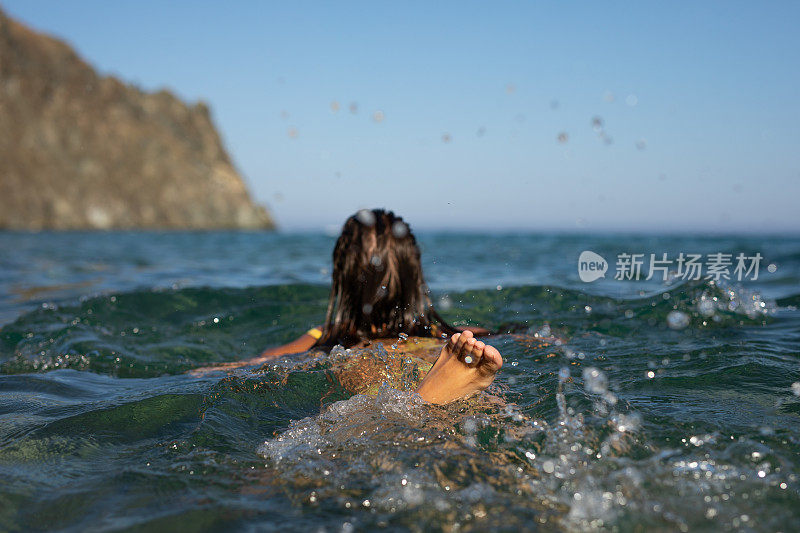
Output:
[
  {"left": 697, "top": 299, "right": 715, "bottom": 317},
  {"left": 582, "top": 367, "right": 608, "bottom": 394},
  {"left": 667, "top": 310, "right": 690, "bottom": 330},
  {"left": 391, "top": 221, "right": 408, "bottom": 238},
  {"left": 356, "top": 209, "right": 376, "bottom": 226}
]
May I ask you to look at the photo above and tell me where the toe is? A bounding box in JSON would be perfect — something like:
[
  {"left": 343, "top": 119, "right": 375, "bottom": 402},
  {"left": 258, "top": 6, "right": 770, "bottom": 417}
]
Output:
[
  {"left": 460, "top": 337, "right": 480, "bottom": 365},
  {"left": 459, "top": 336, "right": 474, "bottom": 356},
  {"left": 448, "top": 333, "right": 460, "bottom": 350},
  {"left": 481, "top": 344, "right": 503, "bottom": 371},
  {"left": 464, "top": 340, "right": 485, "bottom": 367},
  {"left": 454, "top": 331, "right": 469, "bottom": 353}
]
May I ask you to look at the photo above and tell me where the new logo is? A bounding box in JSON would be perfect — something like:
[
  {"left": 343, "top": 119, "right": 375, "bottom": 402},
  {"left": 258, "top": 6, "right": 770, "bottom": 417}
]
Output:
[{"left": 578, "top": 251, "right": 608, "bottom": 282}]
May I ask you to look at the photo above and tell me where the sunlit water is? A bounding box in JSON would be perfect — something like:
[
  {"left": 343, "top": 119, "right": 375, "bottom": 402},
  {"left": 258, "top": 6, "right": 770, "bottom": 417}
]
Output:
[{"left": 1, "top": 231, "right": 799, "bottom": 531}]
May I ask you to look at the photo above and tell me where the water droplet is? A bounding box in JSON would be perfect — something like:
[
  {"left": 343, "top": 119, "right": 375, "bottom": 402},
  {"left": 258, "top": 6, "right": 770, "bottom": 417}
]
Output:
[
  {"left": 441, "top": 133, "right": 452, "bottom": 143},
  {"left": 626, "top": 94, "right": 638, "bottom": 106},
  {"left": 372, "top": 110, "right": 384, "bottom": 123},
  {"left": 582, "top": 367, "right": 608, "bottom": 394},
  {"left": 667, "top": 310, "right": 690, "bottom": 330},
  {"left": 330, "top": 101, "right": 340, "bottom": 112},
  {"left": 557, "top": 132, "right": 568, "bottom": 144},
  {"left": 698, "top": 299, "right": 715, "bottom": 317},
  {"left": 356, "top": 209, "right": 376, "bottom": 226},
  {"left": 391, "top": 220, "right": 408, "bottom": 238}
]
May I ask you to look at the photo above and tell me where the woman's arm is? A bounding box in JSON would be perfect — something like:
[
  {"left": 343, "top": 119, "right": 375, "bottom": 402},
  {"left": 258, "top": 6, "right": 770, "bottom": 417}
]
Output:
[
  {"left": 259, "top": 328, "right": 320, "bottom": 358},
  {"left": 189, "top": 327, "right": 321, "bottom": 376}
]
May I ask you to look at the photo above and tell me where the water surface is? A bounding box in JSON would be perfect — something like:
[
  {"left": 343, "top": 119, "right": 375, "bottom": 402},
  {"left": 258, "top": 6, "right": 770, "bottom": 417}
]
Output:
[{"left": 1, "top": 231, "right": 798, "bottom": 531}]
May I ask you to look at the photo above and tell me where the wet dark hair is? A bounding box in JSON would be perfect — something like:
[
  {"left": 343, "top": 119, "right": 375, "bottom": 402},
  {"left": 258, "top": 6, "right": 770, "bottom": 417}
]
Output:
[{"left": 316, "top": 208, "right": 458, "bottom": 348}]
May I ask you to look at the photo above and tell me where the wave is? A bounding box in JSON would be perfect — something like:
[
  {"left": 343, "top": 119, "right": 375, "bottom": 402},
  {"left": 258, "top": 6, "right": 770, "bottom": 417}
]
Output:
[{"left": 0, "top": 279, "right": 779, "bottom": 377}]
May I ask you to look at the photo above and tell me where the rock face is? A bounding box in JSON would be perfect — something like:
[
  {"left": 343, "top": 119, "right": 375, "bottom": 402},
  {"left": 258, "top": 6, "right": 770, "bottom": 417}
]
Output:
[{"left": 0, "top": 8, "right": 274, "bottom": 230}]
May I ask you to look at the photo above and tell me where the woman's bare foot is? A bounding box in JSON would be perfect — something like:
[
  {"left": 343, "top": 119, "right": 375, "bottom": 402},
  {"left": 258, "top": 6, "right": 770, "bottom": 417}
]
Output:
[{"left": 415, "top": 330, "right": 503, "bottom": 404}]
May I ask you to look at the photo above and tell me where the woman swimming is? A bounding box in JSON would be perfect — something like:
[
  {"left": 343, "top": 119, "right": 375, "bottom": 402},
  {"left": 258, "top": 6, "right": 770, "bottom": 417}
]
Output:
[{"left": 198, "top": 209, "right": 503, "bottom": 404}]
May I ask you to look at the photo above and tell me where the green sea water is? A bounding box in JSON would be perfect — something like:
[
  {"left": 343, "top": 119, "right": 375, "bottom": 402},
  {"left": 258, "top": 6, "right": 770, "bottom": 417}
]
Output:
[{"left": 0, "top": 231, "right": 798, "bottom": 531}]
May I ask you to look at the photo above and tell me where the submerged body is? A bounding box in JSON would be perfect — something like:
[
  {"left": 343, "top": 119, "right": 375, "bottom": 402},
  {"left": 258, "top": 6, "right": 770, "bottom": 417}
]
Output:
[{"left": 209, "top": 330, "right": 503, "bottom": 404}]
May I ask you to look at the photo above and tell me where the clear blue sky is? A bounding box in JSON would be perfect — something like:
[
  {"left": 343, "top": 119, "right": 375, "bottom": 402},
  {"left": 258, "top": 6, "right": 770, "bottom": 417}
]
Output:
[{"left": 4, "top": 1, "right": 799, "bottom": 232}]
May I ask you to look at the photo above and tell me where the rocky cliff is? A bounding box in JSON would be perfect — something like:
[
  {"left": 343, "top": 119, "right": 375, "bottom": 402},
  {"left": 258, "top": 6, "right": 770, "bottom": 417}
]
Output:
[{"left": 0, "top": 8, "right": 274, "bottom": 230}]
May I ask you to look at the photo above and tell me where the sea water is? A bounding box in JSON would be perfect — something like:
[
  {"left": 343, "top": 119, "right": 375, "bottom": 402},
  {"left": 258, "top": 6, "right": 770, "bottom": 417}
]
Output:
[{"left": 0, "top": 231, "right": 798, "bottom": 530}]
